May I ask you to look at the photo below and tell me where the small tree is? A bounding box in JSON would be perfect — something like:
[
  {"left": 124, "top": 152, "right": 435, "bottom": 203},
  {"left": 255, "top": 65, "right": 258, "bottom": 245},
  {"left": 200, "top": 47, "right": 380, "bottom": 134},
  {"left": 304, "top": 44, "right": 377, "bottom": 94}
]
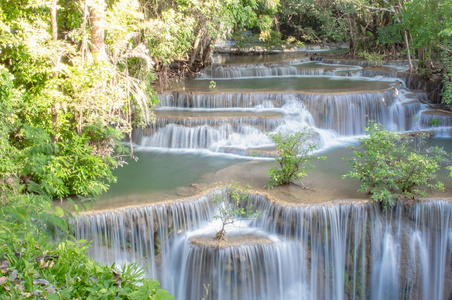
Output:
[
  {"left": 344, "top": 122, "right": 448, "bottom": 208},
  {"left": 212, "top": 182, "right": 258, "bottom": 241},
  {"left": 267, "top": 129, "right": 325, "bottom": 188}
]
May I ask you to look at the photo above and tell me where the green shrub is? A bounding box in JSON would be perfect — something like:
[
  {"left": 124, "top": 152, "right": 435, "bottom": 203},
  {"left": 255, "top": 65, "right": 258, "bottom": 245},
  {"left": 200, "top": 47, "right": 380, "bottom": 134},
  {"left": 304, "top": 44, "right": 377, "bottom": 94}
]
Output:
[
  {"left": 0, "top": 235, "right": 173, "bottom": 299},
  {"left": 267, "top": 129, "right": 325, "bottom": 188},
  {"left": 429, "top": 116, "right": 442, "bottom": 126},
  {"left": 18, "top": 126, "right": 124, "bottom": 199},
  {"left": 358, "top": 51, "right": 387, "bottom": 66},
  {"left": 212, "top": 181, "right": 258, "bottom": 241},
  {"left": 284, "top": 36, "right": 305, "bottom": 49},
  {"left": 344, "top": 123, "right": 448, "bottom": 208}
]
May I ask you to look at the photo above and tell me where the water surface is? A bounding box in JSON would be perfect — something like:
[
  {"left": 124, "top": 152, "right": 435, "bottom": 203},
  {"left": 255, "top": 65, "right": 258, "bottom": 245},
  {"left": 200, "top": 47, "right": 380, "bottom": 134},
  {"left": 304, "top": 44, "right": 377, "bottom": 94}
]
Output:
[{"left": 171, "top": 77, "right": 395, "bottom": 93}]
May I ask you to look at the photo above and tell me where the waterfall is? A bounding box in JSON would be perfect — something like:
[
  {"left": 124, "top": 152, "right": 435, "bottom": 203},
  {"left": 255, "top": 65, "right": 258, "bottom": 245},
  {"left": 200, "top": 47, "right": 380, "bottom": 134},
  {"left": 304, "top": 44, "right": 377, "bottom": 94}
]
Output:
[
  {"left": 150, "top": 56, "right": 452, "bottom": 157},
  {"left": 100, "top": 53, "right": 452, "bottom": 300},
  {"left": 196, "top": 61, "right": 414, "bottom": 81},
  {"left": 246, "top": 194, "right": 452, "bottom": 300},
  {"left": 168, "top": 238, "right": 308, "bottom": 300},
  {"left": 311, "top": 57, "right": 377, "bottom": 68},
  {"left": 419, "top": 111, "right": 452, "bottom": 137},
  {"left": 75, "top": 192, "right": 218, "bottom": 278},
  {"left": 143, "top": 89, "right": 423, "bottom": 153},
  {"left": 157, "top": 92, "right": 288, "bottom": 109},
  {"left": 197, "top": 62, "right": 359, "bottom": 79},
  {"left": 137, "top": 124, "right": 273, "bottom": 150},
  {"left": 199, "top": 64, "right": 301, "bottom": 78},
  {"left": 143, "top": 116, "right": 283, "bottom": 134},
  {"left": 75, "top": 192, "right": 452, "bottom": 300}
]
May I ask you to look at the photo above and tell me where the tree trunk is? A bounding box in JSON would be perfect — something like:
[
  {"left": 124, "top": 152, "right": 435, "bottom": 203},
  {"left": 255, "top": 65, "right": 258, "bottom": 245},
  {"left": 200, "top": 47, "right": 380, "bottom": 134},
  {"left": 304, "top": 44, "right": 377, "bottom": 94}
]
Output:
[
  {"left": 348, "top": 14, "right": 358, "bottom": 57},
  {"left": 51, "top": 0, "right": 58, "bottom": 143},
  {"left": 202, "top": 39, "right": 212, "bottom": 67},
  {"left": 189, "top": 26, "right": 205, "bottom": 66},
  {"left": 51, "top": 0, "right": 57, "bottom": 41},
  {"left": 418, "top": 48, "right": 425, "bottom": 67},
  {"left": 80, "top": 0, "right": 88, "bottom": 63},
  {"left": 403, "top": 31, "right": 413, "bottom": 72},
  {"left": 394, "top": 0, "right": 413, "bottom": 72},
  {"left": 87, "top": 0, "right": 107, "bottom": 61}
]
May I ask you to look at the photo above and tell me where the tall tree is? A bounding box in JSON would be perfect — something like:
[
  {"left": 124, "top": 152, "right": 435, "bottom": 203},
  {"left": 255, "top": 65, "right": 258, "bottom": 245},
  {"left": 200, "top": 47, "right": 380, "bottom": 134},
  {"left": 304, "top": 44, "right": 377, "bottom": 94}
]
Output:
[{"left": 87, "top": 0, "right": 108, "bottom": 61}]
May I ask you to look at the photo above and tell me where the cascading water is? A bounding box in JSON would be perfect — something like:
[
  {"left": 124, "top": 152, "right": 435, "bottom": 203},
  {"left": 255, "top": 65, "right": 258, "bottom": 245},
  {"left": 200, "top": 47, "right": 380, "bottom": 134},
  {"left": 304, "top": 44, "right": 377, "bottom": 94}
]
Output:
[
  {"left": 75, "top": 193, "right": 452, "bottom": 300},
  {"left": 81, "top": 51, "right": 451, "bottom": 299},
  {"left": 168, "top": 235, "right": 308, "bottom": 300},
  {"left": 140, "top": 86, "right": 427, "bottom": 153},
  {"left": 197, "top": 61, "right": 361, "bottom": 79},
  {"left": 74, "top": 192, "right": 218, "bottom": 278},
  {"left": 141, "top": 58, "right": 450, "bottom": 156},
  {"left": 418, "top": 111, "right": 452, "bottom": 137}
]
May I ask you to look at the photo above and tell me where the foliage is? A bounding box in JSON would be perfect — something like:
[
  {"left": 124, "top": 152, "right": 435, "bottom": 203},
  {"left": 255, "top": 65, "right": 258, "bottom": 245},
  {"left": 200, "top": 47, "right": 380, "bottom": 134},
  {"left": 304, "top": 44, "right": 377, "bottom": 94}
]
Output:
[
  {"left": 0, "top": 193, "right": 173, "bottom": 299},
  {"left": 230, "top": 30, "right": 292, "bottom": 51},
  {"left": 260, "top": 30, "right": 284, "bottom": 49},
  {"left": 230, "top": 32, "right": 260, "bottom": 50},
  {"left": 344, "top": 123, "right": 448, "bottom": 209},
  {"left": 283, "top": 36, "right": 305, "bottom": 49},
  {"left": 0, "top": 66, "right": 121, "bottom": 200},
  {"left": 0, "top": 238, "right": 173, "bottom": 299},
  {"left": 277, "top": 0, "right": 348, "bottom": 44},
  {"left": 442, "top": 54, "right": 452, "bottom": 105},
  {"left": 400, "top": 0, "right": 452, "bottom": 104},
  {"left": 212, "top": 181, "right": 259, "bottom": 241},
  {"left": 429, "top": 117, "right": 442, "bottom": 127},
  {"left": 0, "top": 115, "right": 171, "bottom": 299},
  {"left": 401, "top": 0, "right": 451, "bottom": 57},
  {"left": 267, "top": 129, "right": 325, "bottom": 188},
  {"left": 144, "top": 8, "right": 196, "bottom": 64},
  {"left": 0, "top": 0, "right": 159, "bottom": 200},
  {"left": 224, "top": 0, "right": 258, "bottom": 30},
  {"left": 358, "top": 51, "right": 387, "bottom": 66},
  {"left": 0, "top": 2, "right": 174, "bottom": 297}
]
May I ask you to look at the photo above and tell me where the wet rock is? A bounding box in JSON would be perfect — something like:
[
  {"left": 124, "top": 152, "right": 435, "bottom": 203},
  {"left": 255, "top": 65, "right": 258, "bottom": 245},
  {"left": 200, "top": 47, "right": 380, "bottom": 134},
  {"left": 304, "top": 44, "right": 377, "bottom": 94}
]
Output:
[{"left": 190, "top": 234, "right": 273, "bottom": 249}]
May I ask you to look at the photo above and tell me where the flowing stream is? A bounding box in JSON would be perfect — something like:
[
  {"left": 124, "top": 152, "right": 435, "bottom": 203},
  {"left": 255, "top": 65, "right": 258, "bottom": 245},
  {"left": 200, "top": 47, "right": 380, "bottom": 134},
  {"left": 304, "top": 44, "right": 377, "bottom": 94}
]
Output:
[{"left": 77, "top": 49, "right": 452, "bottom": 299}]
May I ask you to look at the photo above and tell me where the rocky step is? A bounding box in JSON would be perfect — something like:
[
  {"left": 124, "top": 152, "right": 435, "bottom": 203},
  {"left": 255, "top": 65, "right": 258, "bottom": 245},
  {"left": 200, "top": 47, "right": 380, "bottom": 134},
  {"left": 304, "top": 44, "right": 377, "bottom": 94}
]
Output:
[
  {"left": 157, "top": 88, "right": 398, "bottom": 109},
  {"left": 190, "top": 234, "right": 273, "bottom": 249},
  {"left": 146, "top": 110, "right": 284, "bottom": 133},
  {"left": 219, "top": 146, "right": 278, "bottom": 158}
]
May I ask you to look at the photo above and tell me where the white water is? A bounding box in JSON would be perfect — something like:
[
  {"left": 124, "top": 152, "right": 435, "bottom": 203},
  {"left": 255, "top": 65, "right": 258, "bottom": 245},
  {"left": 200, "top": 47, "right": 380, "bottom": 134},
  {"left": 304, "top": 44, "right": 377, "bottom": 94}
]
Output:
[
  {"left": 197, "top": 61, "right": 361, "bottom": 79},
  {"left": 141, "top": 57, "right": 451, "bottom": 157},
  {"left": 137, "top": 86, "right": 442, "bottom": 156},
  {"left": 75, "top": 193, "right": 452, "bottom": 300},
  {"left": 78, "top": 53, "right": 452, "bottom": 299}
]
